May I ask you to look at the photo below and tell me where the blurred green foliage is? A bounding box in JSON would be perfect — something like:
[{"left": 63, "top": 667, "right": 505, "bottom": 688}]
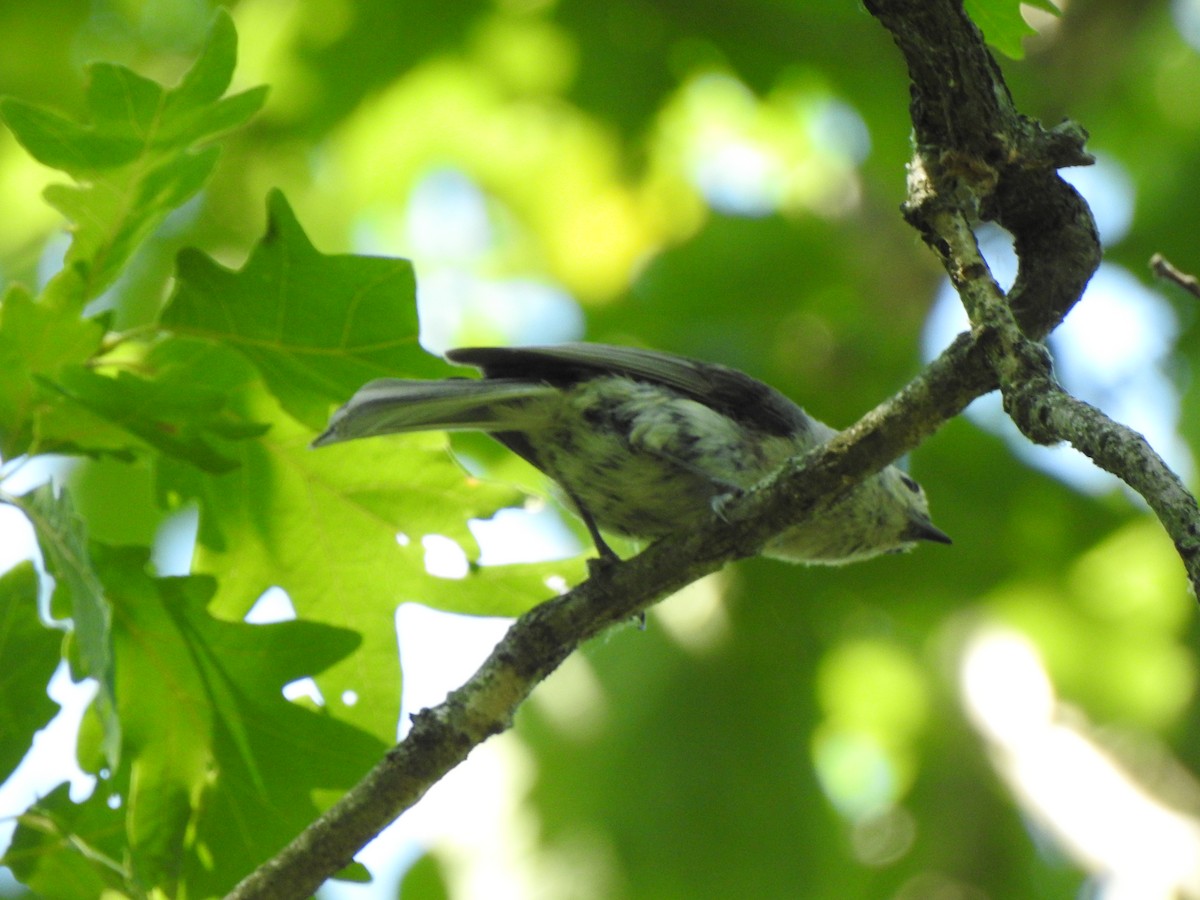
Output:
[{"left": 0, "top": 0, "right": 1197, "bottom": 898}]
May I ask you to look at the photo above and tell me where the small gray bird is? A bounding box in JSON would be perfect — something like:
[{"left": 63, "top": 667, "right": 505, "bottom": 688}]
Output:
[{"left": 313, "top": 343, "right": 950, "bottom": 564}]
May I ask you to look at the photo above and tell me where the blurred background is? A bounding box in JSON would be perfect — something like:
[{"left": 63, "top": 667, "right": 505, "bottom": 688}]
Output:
[{"left": 3, "top": 0, "right": 1200, "bottom": 897}]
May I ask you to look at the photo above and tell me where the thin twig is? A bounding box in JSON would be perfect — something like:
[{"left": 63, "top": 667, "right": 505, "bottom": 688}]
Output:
[{"left": 1150, "top": 253, "right": 1200, "bottom": 299}]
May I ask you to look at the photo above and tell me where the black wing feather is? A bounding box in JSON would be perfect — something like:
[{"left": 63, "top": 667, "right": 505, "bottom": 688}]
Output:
[{"left": 445, "top": 343, "right": 809, "bottom": 437}]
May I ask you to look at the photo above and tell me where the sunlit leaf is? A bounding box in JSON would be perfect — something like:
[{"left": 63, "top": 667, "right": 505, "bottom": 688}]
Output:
[
  {"left": 155, "top": 367, "right": 543, "bottom": 742},
  {"left": 68, "top": 545, "right": 385, "bottom": 896},
  {"left": 162, "top": 189, "right": 438, "bottom": 429},
  {"left": 0, "top": 9, "right": 267, "bottom": 303}
]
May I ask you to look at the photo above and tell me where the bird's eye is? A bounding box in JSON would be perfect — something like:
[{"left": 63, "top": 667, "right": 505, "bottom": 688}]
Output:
[{"left": 899, "top": 473, "right": 921, "bottom": 494}]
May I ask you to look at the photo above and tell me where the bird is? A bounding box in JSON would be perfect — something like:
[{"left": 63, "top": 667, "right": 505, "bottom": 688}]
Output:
[{"left": 313, "top": 342, "right": 950, "bottom": 564}]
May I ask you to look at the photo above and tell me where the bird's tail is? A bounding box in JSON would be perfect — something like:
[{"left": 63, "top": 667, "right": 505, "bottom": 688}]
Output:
[{"left": 312, "top": 378, "right": 557, "bottom": 447}]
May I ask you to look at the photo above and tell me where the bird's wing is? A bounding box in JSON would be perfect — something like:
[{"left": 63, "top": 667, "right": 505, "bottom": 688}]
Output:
[{"left": 446, "top": 343, "right": 810, "bottom": 437}]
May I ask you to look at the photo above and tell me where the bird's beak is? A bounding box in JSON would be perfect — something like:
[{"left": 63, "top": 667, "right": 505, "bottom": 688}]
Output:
[{"left": 904, "top": 518, "right": 952, "bottom": 545}]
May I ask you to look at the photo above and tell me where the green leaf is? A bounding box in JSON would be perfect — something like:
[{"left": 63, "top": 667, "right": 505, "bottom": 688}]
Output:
[
  {"left": 423, "top": 555, "right": 587, "bottom": 618},
  {"left": 0, "top": 8, "right": 268, "bottom": 304},
  {"left": 157, "top": 193, "right": 584, "bottom": 746},
  {"left": 97, "top": 554, "right": 208, "bottom": 891},
  {"left": 162, "top": 190, "right": 439, "bottom": 429},
  {"left": 964, "top": 0, "right": 1060, "bottom": 59},
  {"left": 0, "top": 562, "right": 62, "bottom": 784},
  {"left": 398, "top": 851, "right": 452, "bottom": 900},
  {"left": 0, "top": 283, "right": 106, "bottom": 458},
  {"left": 50, "top": 362, "right": 267, "bottom": 474},
  {"left": 142, "top": 338, "right": 577, "bottom": 745},
  {"left": 83, "top": 545, "right": 386, "bottom": 896},
  {"left": 20, "top": 485, "right": 119, "bottom": 766},
  {"left": 3, "top": 309, "right": 268, "bottom": 470},
  {"left": 0, "top": 100, "right": 139, "bottom": 172},
  {"left": 3, "top": 782, "right": 128, "bottom": 898},
  {"left": 40, "top": 145, "right": 220, "bottom": 284},
  {"left": 159, "top": 393, "right": 517, "bottom": 741}
]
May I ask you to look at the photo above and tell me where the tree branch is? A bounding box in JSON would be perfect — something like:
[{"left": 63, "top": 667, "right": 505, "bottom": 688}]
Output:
[
  {"left": 227, "top": 1, "right": 1200, "bottom": 896},
  {"left": 871, "top": 0, "right": 1200, "bottom": 590},
  {"left": 226, "top": 327, "right": 984, "bottom": 900},
  {"left": 911, "top": 200, "right": 1200, "bottom": 590}
]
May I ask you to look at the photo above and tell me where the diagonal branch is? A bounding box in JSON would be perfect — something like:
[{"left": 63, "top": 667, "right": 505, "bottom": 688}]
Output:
[
  {"left": 223, "top": 321, "right": 1000, "bottom": 900},
  {"left": 226, "top": 1, "right": 1146, "bottom": 897}
]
